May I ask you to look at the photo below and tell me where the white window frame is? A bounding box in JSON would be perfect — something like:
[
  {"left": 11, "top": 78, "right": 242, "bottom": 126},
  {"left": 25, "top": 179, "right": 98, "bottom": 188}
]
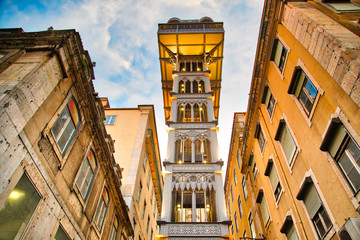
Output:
[
  {"left": 288, "top": 59, "right": 324, "bottom": 127},
  {"left": 93, "top": 184, "right": 110, "bottom": 234},
  {"left": 242, "top": 177, "right": 248, "bottom": 201},
  {"left": 264, "top": 157, "right": 284, "bottom": 205},
  {"left": 254, "top": 123, "right": 266, "bottom": 154},
  {"left": 261, "top": 84, "right": 277, "bottom": 121},
  {"left": 270, "top": 36, "right": 290, "bottom": 77}
]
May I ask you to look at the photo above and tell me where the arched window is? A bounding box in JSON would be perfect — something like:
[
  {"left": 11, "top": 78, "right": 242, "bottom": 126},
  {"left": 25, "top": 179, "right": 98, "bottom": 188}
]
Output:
[
  {"left": 200, "top": 104, "right": 208, "bottom": 122},
  {"left": 75, "top": 148, "right": 97, "bottom": 201},
  {"left": 184, "top": 104, "right": 191, "bottom": 122},
  {"left": 198, "top": 62, "right": 203, "bottom": 71},
  {"left": 179, "top": 80, "right": 185, "bottom": 93},
  {"left": 194, "top": 140, "right": 202, "bottom": 162},
  {"left": 94, "top": 187, "right": 110, "bottom": 232},
  {"left": 180, "top": 62, "right": 185, "bottom": 72},
  {"left": 178, "top": 104, "right": 184, "bottom": 122},
  {"left": 192, "top": 62, "right": 197, "bottom": 72},
  {"left": 185, "top": 81, "right": 191, "bottom": 93},
  {"left": 193, "top": 81, "right": 199, "bottom": 93},
  {"left": 186, "top": 62, "right": 191, "bottom": 71},
  {"left": 193, "top": 104, "right": 200, "bottom": 122},
  {"left": 184, "top": 140, "right": 192, "bottom": 162},
  {"left": 203, "top": 139, "right": 212, "bottom": 163},
  {"left": 199, "top": 80, "right": 205, "bottom": 93}
]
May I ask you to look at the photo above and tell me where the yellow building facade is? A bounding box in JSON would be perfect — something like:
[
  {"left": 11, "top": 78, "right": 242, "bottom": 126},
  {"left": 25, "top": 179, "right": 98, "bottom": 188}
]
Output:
[
  {"left": 225, "top": 0, "right": 360, "bottom": 240},
  {"left": 103, "top": 102, "right": 163, "bottom": 240}
]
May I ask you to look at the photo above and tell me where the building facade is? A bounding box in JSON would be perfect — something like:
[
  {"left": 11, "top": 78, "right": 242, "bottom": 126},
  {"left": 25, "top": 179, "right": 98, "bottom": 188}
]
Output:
[
  {"left": 225, "top": 0, "right": 360, "bottom": 240},
  {"left": 157, "top": 17, "right": 231, "bottom": 239},
  {"left": 0, "top": 29, "right": 132, "bottom": 240},
  {"left": 102, "top": 102, "right": 163, "bottom": 240}
]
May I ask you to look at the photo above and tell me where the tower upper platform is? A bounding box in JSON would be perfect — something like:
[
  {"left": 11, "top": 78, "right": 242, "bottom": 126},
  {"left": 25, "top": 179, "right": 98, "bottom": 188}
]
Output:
[{"left": 158, "top": 17, "right": 224, "bottom": 121}]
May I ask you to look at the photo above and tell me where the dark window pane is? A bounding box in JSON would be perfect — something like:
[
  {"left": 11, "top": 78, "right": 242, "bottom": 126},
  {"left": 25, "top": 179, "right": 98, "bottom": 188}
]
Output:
[
  {"left": 54, "top": 226, "right": 70, "bottom": 240},
  {"left": 0, "top": 174, "right": 41, "bottom": 240}
]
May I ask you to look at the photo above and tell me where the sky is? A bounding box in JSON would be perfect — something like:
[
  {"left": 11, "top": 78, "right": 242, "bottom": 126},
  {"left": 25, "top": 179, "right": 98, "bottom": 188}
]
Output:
[{"left": 0, "top": 0, "right": 264, "bottom": 168}]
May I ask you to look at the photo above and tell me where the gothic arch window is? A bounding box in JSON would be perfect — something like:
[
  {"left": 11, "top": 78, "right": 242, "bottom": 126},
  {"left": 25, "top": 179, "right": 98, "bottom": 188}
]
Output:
[
  {"left": 200, "top": 104, "right": 208, "bottom": 122},
  {"left": 184, "top": 139, "right": 192, "bottom": 162},
  {"left": 193, "top": 81, "right": 199, "bottom": 93},
  {"left": 193, "top": 104, "right": 200, "bottom": 122},
  {"left": 203, "top": 139, "right": 212, "bottom": 163},
  {"left": 185, "top": 81, "right": 191, "bottom": 93},
  {"left": 192, "top": 62, "right": 197, "bottom": 72},
  {"left": 177, "top": 104, "right": 185, "bottom": 122},
  {"left": 194, "top": 140, "right": 202, "bottom": 162},
  {"left": 186, "top": 62, "right": 191, "bottom": 72},
  {"left": 198, "top": 62, "right": 203, "bottom": 71},
  {"left": 180, "top": 62, "right": 185, "bottom": 71},
  {"left": 185, "top": 104, "right": 191, "bottom": 122},
  {"left": 179, "top": 80, "right": 185, "bottom": 93},
  {"left": 199, "top": 80, "right": 205, "bottom": 93}
]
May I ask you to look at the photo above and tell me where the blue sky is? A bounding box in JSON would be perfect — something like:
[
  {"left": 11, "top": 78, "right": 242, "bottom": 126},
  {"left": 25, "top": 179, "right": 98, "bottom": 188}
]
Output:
[{"left": 0, "top": 0, "right": 264, "bottom": 165}]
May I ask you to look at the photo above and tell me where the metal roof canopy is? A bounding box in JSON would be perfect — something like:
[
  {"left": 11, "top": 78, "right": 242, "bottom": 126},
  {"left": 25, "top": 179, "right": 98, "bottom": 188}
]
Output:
[{"left": 157, "top": 21, "right": 224, "bottom": 121}]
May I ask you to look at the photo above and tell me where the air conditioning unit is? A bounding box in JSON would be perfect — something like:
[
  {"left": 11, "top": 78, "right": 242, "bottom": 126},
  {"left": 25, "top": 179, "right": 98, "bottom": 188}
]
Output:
[{"left": 339, "top": 217, "right": 360, "bottom": 240}]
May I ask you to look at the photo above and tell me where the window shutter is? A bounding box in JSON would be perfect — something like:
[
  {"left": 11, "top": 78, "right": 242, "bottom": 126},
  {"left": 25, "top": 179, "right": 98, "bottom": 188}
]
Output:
[
  {"left": 269, "top": 165, "right": 279, "bottom": 192},
  {"left": 280, "top": 125, "right": 297, "bottom": 163},
  {"left": 304, "top": 185, "right": 322, "bottom": 219},
  {"left": 287, "top": 224, "right": 299, "bottom": 240},
  {"left": 271, "top": 39, "right": 282, "bottom": 66},
  {"left": 288, "top": 68, "right": 305, "bottom": 96},
  {"left": 261, "top": 86, "right": 269, "bottom": 104},
  {"left": 294, "top": 71, "right": 306, "bottom": 97},
  {"left": 260, "top": 197, "right": 270, "bottom": 224},
  {"left": 328, "top": 124, "right": 346, "bottom": 158},
  {"left": 254, "top": 124, "right": 261, "bottom": 138}
]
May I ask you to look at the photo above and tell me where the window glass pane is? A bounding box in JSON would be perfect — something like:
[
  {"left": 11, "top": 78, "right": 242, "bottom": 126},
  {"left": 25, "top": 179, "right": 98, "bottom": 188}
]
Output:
[
  {"left": 56, "top": 120, "right": 75, "bottom": 153},
  {"left": 51, "top": 108, "right": 70, "bottom": 139},
  {"left": 0, "top": 174, "right": 41, "bottom": 240},
  {"left": 54, "top": 226, "right": 70, "bottom": 240},
  {"left": 348, "top": 140, "right": 360, "bottom": 163}
]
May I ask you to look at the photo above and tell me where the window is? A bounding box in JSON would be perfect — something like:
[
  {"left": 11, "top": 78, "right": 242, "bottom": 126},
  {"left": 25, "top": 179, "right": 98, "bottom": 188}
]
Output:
[
  {"left": 234, "top": 211, "right": 239, "bottom": 232},
  {"left": 280, "top": 216, "right": 299, "bottom": 240},
  {"left": 94, "top": 187, "right": 110, "bottom": 231},
  {"left": 233, "top": 169, "right": 237, "bottom": 186},
  {"left": 146, "top": 217, "right": 150, "bottom": 234},
  {"left": 288, "top": 68, "right": 318, "bottom": 116},
  {"left": 297, "top": 178, "right": 332, "bottom": 239},
  {"left": 326, "top": 1, "right": 360, "bottom": 11},
  {"left": 249, "top": 154, "right": 258, "bottom": 181},
  {"left": 264, "top": 160, "right": 282, "bottom": 202},
  {"left": 75, "top": 148, "right": 97, "bottom": 201},
  {"left": 248, "top": 212, "right": 256, "bottom": 238},
  {"left": 137, "top": 182, "right": 142, "bottom": 202},
  {"left": 237, "top": 149, "right": 241, "bottom": 169},
  {"left": 270, "top": 39, "right": 288, "bottom": 73},
  {"left": 142, "top": 201, "right": 146, "bottom": 219},
  {"left": 237, "top": 196, "right": 243, "bottom": 218},
  {"left": 51, "top": 97, "right": 81, "bottom": 155},
  {"left": 150, "top": 189, "right": 154, "bottom": 205},
  {"left": 147, "top": 173, "right": 151, "bottom": 188},
  {"left": 143, "top": 156, "right": 147, "bottom": 171},
  {"left": 242, "top": 177, "right": 248, "bottom": 200},
  {"left": 228, "top": 199, "right": 231, "bottom": 216},
  {"left": 108, "top": 216, "right": 119, "bottom": 240},
  {"left": 261, "top": 86, "right": 276, "bottom": 118},
  {"left": 275, "top": 120, "right": 298, "bottom": 165},
  {"left": 256, "top": 190, "right": 270, "bottom": 226},
  {"left": 53, "top": 225, "right": 71, "bottom": 240},
  {"left": 105, "top": 115, "right": 116, "bottom": 125},
  {"left": 254, "top": 124, "right": 266, "bottom": 152},
  {"left": 320, "top": 120, "right": 360, "bottom": 192},
  {"left": 230, "top": 185, "right": 234, "bottom": 202},
  {"left": 0, "top": 173, "right": 41, "bottom": 239}
]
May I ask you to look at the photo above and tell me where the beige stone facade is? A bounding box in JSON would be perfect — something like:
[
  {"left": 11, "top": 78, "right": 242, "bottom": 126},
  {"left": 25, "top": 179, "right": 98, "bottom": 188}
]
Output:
[
  {"left": 225, "top": 0, "right": 360, "bottom": 240},
  {"left": 103, "top": 102, "right": 163, "bottom": 240},
  {"left": 0, "top": 29, "right": 132, "bottom": 240}
]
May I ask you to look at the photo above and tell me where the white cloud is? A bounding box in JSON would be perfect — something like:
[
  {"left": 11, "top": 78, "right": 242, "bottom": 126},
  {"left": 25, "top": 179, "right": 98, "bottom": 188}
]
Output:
[{"left": 1, "top": 0, "right": 263, "bottom": 170}]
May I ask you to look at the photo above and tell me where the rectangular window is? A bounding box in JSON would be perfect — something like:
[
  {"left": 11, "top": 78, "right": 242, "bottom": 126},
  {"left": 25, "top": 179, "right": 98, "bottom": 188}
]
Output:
[
  {"left": 54, "top": 225, "right": 71, "bottom": 240},
  {"left": 146, "top": 217, "right": 150, "bottom": 234},
  {"left": 249, "top": 154, "right": 258, "bottom": 181},
  {"left": 275, "top": 120, "right": 298, "bottom": 165},
  {"left": 237, "top": 149, "right": 241, "bottom": 169},
  {"left": 288, "top": 68, "right": 318, "bottom": 116},
  {"left": 265, "top": 160, "right": 282, "bottom": 201},
  {"left": 237, "top": 196, "right": 243, "bottom": 218},
  {"left": 270, "top": 39, "right": 288, "bottom": 73},
  {"left": 75, "top": 148, "right": 97, "bottom": 201},
  {"left": 94, "top": 187, "right": 109, "bottom": 231},
  {"left": 137, "top": 183, "right": 142, "bottom": 202},
  {"left": 280, "top": 216, "right": 299, "bottom": 240},
  {"left": 142, "top": 201, "right": 146, "bottom": 219},
  {"left": 261, "top": 86, "right": 276, "bottom": 117},
  {"left": 242, "top": 177, "right": 248, "bottom": 200},
  {"left": 231, "top": 185, "right": 234, "bottom": 202},
  {"left": 297, "top": 179, "right": 332, "bottom": 239},
  {"left": 233, "top": 169, "right": 237, "bottom": 186},
  {"left": 254, "top": 124, "right": 266, "bottom": 152},
  {"left": 0, "top": 173, "right": 41, "bottom": 239},
  {"left": 51, "top": 97, "right": 81, "bottom": 155},
  {"left": 228, "top": 199, "right": 231, "bottom": 216},
  {"left": 320, "top": 120, "right": 360, "bottom": 192},
  {"left": 105, "top": 115, "right": 116, "bottom": 125},
  {"left": 256, "top": 190, "right": 270, "bottom": 226},
  {"left": 248, "top": 212, "right": 256, "bottom": 238},
  {"left": 143, "top": 156, "right": 147, "bottom": 171},
  {"left": 234, "top": 211, "right": 239, "bottom": 232}
]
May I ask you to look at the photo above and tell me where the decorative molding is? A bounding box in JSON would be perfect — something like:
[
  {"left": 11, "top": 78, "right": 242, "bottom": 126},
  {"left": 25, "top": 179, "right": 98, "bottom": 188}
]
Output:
[
  {"left": 174, "top": 129, "right": 210, "bottom": 141},
  {"left": 169, "top": 224, "right": 221, "bottom": 235},
  {"left": 171, "top": 123, "right": 215, "bottom": 129}
]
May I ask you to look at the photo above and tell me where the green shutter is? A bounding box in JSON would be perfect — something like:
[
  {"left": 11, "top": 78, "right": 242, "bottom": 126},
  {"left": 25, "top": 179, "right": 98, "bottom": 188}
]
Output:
[
  {"left": 304, "top": 185, "right": 322, "bottom": 219},
  {"left": 328, "top": 124, "right": 346, "bottom": 158}
]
